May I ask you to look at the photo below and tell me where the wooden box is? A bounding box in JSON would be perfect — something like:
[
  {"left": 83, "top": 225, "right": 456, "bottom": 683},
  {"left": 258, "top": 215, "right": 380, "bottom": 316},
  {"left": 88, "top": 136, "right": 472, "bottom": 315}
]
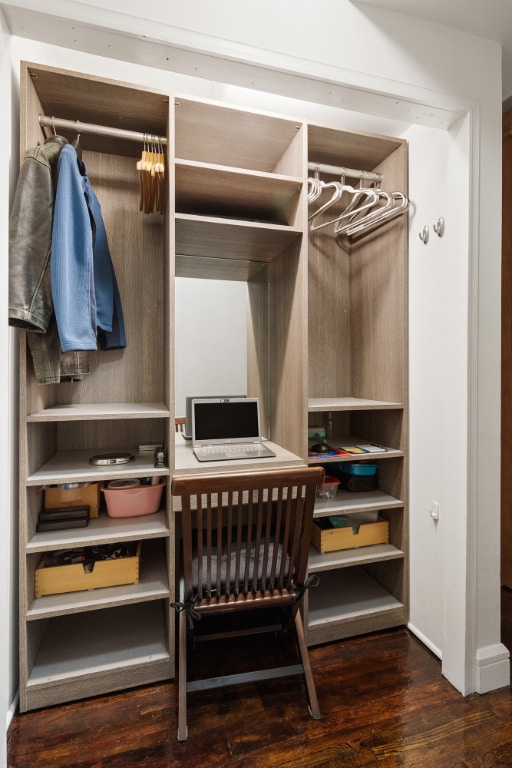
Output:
[
  {"left": 311, "top": 516, "right": 389, "bottom": 553},
  {"left": 35, "top": 542, "right": 141, "bottom": 597},
  {"left": 44, "top": 483, "right": 100, "bottom": 518}
]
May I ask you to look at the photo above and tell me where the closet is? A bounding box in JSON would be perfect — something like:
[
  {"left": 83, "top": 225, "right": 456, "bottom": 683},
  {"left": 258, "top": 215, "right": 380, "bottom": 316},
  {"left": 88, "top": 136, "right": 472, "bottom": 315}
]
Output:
[{"left": 15, "top": 61, "right": 408, "bottom": 711}]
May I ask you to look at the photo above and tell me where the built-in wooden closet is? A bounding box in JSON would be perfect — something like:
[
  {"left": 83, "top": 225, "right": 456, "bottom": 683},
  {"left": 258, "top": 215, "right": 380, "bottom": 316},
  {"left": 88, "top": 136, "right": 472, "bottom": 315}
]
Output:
[{"left": 16, "top": 61, "right": 408, "bottom": 711}]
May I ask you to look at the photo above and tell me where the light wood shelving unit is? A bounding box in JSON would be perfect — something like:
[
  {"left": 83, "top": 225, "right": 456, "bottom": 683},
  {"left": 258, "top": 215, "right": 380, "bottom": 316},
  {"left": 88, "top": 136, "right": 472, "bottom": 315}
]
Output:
[
  {"left": 16, "top": 62, "right": 408, "bottom": 710},
  {"left": 305, "top": 123, "right": 408, "bottom": 645},
  {"left": 17, "top": 63, "right": 173, "bottom": 713}
]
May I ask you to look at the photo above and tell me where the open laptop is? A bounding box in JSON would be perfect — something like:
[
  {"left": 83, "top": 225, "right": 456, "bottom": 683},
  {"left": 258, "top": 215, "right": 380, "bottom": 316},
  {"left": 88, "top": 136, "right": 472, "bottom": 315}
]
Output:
[
  {"left": 192, "top": 397, "right": 276, "bottom": 462},
  {"left": 183, "top": 394, "right": 246, "bottom": 439}
]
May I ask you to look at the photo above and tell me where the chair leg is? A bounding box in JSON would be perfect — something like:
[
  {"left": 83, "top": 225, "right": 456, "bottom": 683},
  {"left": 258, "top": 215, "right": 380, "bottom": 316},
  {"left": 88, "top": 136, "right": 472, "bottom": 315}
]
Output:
[
  {"left": 294, "top": 610, "right": 321, "bottom": 720},
  {"left": 177, "top": 610, "right": 188, "bottom": 741}
]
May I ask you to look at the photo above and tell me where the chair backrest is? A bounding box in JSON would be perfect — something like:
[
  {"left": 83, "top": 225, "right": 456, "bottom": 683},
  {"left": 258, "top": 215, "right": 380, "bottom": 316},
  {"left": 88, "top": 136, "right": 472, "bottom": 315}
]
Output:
[
  {"left": 175, "top": 417, "right": 186, "bottom": 433},
  {"left": 172, "top": 466, "right": 324, "bottom": 611}
]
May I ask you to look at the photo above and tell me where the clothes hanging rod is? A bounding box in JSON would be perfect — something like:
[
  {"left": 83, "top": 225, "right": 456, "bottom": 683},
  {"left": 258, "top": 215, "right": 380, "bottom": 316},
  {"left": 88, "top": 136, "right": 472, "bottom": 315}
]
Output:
[
  {"left": 39, "top": 115, "right": 167, "bottom": 145},
  {"left": 308, "top": 161, "right": 382, "bottom": 184}
]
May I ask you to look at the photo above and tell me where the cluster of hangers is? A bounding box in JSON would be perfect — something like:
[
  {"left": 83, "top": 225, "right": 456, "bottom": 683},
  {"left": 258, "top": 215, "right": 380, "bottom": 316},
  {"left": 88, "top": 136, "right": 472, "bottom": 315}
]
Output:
[
  {"left": 137, "top": 135, "right": 166, "bottom": 215},
  {"left": 307, "top": 171, "right": 409, "bottom": 240}
]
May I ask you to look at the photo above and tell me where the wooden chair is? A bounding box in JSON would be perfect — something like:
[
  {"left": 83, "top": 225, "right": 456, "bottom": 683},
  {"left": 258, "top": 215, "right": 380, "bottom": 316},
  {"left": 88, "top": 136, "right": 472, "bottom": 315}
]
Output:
[
  {"left": 175, "top": 417, "right": 186, "bottom": 433},
  {"left": 171, "top": 465, "right": 324, "bottom": 741}
]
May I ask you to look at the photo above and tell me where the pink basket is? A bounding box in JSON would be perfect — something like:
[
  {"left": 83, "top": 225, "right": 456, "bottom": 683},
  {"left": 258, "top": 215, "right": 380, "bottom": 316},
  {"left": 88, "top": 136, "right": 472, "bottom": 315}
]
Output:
[{"left": 101, "top": 479, "right": 166, "bottom": 518}]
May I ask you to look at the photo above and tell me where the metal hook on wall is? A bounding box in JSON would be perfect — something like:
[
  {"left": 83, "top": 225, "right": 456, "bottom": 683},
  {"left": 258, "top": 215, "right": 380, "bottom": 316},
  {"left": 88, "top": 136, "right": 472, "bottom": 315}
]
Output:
[
  {"left": 433, "top": 217, "right": 445, "bottom": 238},
  {"left": 419, "top": 225, "right": 429, "bottom": 245}
]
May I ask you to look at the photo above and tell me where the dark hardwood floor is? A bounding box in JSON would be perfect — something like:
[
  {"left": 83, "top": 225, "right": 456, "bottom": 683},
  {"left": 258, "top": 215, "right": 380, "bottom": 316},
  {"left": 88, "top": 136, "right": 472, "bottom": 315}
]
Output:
[{"left": 8, "top": 589, "right": 512, "bottom": 768}]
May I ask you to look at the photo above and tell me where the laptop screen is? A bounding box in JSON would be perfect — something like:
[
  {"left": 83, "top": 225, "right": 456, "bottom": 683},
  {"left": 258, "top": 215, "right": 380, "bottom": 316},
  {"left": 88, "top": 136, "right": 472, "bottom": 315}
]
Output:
[
  {"left": 185, "top": 394, "right": 245, "bottom": 439},
  {"left": 192, "top": 398, "right": 261, "bottom": 444}
]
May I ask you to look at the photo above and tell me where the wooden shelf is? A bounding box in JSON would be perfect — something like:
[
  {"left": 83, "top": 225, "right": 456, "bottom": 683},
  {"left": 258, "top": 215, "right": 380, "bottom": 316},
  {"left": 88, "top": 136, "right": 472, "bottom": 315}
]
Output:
[
  {"left": 175, "top": 160, "right": 302, "bottom": 224},
  {"left": 27, "top": 450, "right": 169, "bottom": 486},
  {"left": 175, "top": 214, "right": 302, "bottom": 281},
  {"left": 175, "top": 214, "right": 302, "bottom": 261},
  {"left": 307, "top": 567, "right": 404, "bottom": 626},
  {"left": 313, "top": 489, "right": 404, "bottom": 518},
  {"left": 25, "top": 602, "right": 171, "bottom": 710},
  {"left": 308, "top": 438, "right": 403, "bottom": 464},
  {"left": 27, "top": 511, "right": 169, "bottom": 553},
  {"left": 26, "top": 402, "right": 170, "bottom": 422},
  {"left": 308, "top": 542, "right": 405, "bottom": 573},
  {"left": 174, "top": 97, "right": 302, "bottom": 172},
  {"left": 308, "top": 397, "right": 403, "bottom": 412}
]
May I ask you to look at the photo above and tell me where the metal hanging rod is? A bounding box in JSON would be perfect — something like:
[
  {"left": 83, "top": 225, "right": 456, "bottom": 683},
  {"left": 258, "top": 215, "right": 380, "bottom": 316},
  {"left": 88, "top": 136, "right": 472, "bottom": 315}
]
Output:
[
  {"left": 39, "top": 115, "right": 167, "bottom": 145},
  {"left": 308, "top": 161, "right": 382, "bottom": 184}
]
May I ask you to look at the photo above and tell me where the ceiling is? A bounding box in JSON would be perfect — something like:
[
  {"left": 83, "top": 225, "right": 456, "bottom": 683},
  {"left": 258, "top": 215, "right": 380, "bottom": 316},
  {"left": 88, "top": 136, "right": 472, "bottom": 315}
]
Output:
[{"left": 354, "top": 0, "right": 512, "bottom": 102}]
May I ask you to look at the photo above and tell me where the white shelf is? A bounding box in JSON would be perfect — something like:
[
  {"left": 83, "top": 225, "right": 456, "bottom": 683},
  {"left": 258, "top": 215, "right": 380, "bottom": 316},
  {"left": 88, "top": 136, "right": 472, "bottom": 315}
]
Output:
[
  {"left": 26, "top": 402, "right": 170, "bottom": 422},
  {"left": 308, "top": 542, "right": 405, "bottom": 573},
  {"left": 27, "top": 542, "right": 169, "bottom": 619},
  {"left": 313, "top": 489, "right": 403, "bottom": 518},
  {"left": 308, "top": 397, "right": 403, "bottom": 412},
  {"left": 307, "top": 567, "right": 403, "bottom": 626},
  {"left": 27, "top": 511, "right": 169, "bottom": 553},
  {"left": 26, "top": 601, "right": 169, "bottom": 687},
  {"left": 27, "top": 450, "right": 169, "bottom": 486}
]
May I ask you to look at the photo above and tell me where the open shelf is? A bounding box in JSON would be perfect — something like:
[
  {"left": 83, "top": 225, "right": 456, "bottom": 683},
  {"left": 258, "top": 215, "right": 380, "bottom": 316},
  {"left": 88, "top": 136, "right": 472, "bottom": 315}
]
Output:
[
  {"left": 175, "top": 214, "right": 302, "bottom": 281},
  {"left": 308, "top": 397, "right": 403, "bottom": 412},
  {"left": 27, "top": 450, "right": 169, "bottom": 486},
  {"left": 175, "top": 160, "right": 302, "bottom": 224},
  {"left": 307, "top": 566, "right": 404, "bottom": 626},
  {"left": 308, "top": 542, "right": 405, "bottom": 573},
  {"left": 24, "top": 601, "right": 171, "bottom": 710},
  {"left": 174, "top": 96, "right": 302, "bottom": 173},
  {"left": 27, "top": 510, "right": 169, "bottom": 553},
  {"left": 26, "top": 402, "right": 170, "bottom": 422},
  {"left": 308, "top": 439, "right": 403, "bottom": 464},
  {"left": 313, "top": 489, "right": 404, "bottom": 518}
]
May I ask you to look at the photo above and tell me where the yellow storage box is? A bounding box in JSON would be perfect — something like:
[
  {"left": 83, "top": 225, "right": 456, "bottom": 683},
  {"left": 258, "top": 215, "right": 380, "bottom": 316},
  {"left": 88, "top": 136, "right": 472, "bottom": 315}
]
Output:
[
  {"left": 35, "top": 541, "right": 141, "bottom": 597},
  {"left": 311, "top": 515, "right": 389, "bottom": 553}
]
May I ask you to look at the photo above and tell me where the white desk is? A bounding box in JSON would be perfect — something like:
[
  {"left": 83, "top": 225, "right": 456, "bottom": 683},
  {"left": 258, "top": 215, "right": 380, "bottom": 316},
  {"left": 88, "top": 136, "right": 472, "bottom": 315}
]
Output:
[{"left": 173, "top": 433, "right": 305, "bottom": 477}]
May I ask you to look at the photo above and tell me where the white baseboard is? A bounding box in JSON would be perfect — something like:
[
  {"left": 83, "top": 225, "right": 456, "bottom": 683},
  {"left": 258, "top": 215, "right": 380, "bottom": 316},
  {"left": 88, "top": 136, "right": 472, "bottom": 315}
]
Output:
[
  {"left": 475, "top": 643, "right": 510, "bottom": 694},
  {"left": 408, "top": 621, "right": 442, "bottom": 660},
  {"left": 6, "top": 689, "right": 18, "bottom": 730}
]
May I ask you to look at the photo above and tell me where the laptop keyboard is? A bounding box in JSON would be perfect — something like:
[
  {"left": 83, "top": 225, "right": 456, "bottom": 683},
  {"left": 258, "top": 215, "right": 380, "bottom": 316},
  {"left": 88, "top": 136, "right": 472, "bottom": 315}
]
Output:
[
  {"left": 197, "top": 444, "right": 266, "bottom": 456},
  {"left": 193, "top": 442, "right": 276, "bottom": 461}
]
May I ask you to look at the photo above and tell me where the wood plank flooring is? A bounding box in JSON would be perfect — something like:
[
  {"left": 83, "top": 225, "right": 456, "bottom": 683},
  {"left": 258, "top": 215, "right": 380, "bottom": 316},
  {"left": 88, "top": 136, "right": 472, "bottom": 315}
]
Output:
[{"left": 8, "top": 589, "right": 512, "bottom": 767}]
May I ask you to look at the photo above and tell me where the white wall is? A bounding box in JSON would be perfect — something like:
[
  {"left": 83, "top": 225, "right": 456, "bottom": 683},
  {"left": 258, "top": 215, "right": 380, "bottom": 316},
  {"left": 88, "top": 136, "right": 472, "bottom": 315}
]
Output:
[
  {"left": 407, "top": 119, "right": 470, "bottom": 665},
  {"left": 0, "top": 8, "right": 18, "bottom": 767},
  {"left": 1, "top": 4, "right": 508, "bottom": 752},
  {"left": 174, "top": 278, "right": 248, "bottom": 417}
]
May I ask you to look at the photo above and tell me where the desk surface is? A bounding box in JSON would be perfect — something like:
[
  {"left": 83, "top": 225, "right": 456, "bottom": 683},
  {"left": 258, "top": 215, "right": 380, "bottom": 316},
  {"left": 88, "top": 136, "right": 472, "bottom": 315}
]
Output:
[{"left": 173, "top": 434, "right": 304, "bottom": 477}]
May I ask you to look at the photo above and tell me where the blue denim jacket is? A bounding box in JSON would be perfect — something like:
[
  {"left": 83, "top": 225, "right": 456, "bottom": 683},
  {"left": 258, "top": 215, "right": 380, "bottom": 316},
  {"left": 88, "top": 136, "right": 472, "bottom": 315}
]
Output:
[{"left": 51, "top": 144, "right": 126, "bottom": 352}]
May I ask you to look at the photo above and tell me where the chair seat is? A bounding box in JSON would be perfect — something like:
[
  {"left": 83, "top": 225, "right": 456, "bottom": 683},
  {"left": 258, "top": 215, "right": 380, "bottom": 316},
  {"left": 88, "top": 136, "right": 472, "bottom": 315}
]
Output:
[{"left": 191, "top": 539, "right": 289, "bottom": 593}]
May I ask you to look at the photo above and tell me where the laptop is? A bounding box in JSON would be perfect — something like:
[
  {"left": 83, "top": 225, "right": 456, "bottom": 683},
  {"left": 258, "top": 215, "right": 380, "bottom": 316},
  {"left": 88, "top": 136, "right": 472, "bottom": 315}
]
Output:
[
  {"left": 183, "top": 394, "right": 246, "bottom": 439},
  {"left": 191, "top": 397, "right": 276, "bottom": 462}
]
